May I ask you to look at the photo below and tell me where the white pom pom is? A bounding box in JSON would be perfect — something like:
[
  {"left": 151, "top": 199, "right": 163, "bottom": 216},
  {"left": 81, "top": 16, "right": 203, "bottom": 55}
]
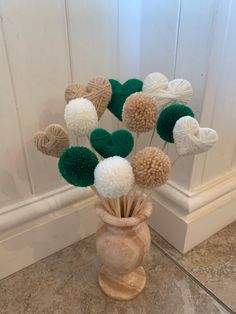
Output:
[
  {"left": 94, "top": 156, "right": 134, "bottom": 198},
  {"left": 168, "top": 79, "right": 193, "bottom": 104},
  {"left": 64, "top": 98, "right": 98, "bottom": 137},
  {"left": 173, "top": 116, "right": 218, "bottom": 156}
]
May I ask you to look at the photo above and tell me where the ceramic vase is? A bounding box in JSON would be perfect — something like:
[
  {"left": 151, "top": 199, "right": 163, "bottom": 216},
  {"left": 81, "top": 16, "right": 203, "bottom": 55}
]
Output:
[{"left": 96, "top": 196, "right": 152, "bottom": 301}]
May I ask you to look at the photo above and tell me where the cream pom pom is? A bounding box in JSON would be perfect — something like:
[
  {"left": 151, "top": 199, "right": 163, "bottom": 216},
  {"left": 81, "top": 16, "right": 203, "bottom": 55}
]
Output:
[
  {"left": 173, "top": 116, "right": 218, "bottom": 156},
  {"left": 168, "top": 79, "right": 193, "bottom": 104},
  {"left": 64, "top": 98, "right": 98, "bottom": 137},
  {"left": 94, "top": 156, "right": 134, "bottom": 198}
]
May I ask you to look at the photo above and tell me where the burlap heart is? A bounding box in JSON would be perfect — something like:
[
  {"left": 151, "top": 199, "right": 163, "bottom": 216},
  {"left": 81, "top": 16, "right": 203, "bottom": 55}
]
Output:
[
  {"left": 65, "top": 77, "right": 112, "bottom": 120},
  {"left": 33, "top": 124, "right": 70, "bottom": 158},
  {"left": 173, "top": 116, "right": 218, "bottom": 156}
]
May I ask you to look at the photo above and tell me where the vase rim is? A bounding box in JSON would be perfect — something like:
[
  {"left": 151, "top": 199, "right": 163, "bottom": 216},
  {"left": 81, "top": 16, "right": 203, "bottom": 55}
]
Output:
[{"left": 95, "top": 200, "right": 153, "bottom": 227}]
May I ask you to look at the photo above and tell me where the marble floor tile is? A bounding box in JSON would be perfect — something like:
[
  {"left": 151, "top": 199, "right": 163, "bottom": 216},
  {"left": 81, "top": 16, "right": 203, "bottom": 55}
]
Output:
[
  {"left": 151, "top": 221, "right": 236, "bottom": 312},
  {"left": 0, "top": 234, "right": 229, "bottom": 314}
]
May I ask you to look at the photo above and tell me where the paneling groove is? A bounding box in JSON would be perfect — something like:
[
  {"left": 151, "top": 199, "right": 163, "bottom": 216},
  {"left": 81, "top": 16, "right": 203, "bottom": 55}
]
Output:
[{"left": 0, "top": 17, "right": 34, "bottom": 196}]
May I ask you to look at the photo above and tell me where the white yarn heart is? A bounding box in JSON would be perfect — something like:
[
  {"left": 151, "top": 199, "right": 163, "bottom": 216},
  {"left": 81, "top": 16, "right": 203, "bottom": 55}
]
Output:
[
  {"left": 173, "top": 116, "right": 218, "bottom": 156},
  {"left": 143, "top": 72, "right": 193, "bottom": 113},
  {"left": 143, "top": 72, "right": 171, "bottom": 113}
]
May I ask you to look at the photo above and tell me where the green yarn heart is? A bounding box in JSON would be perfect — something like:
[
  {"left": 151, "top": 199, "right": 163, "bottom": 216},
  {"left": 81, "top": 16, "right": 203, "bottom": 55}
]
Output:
[
  {"left": 108, "top": 79, "right": 143, "bottom": 121},
  {"left": 90, "top": 128, "right": 134, "bottom": 158},
  {"left": 58, "top": 146, "right": 98, "bottom": 187},
  {"left": 157, "top": 104, "right": 194, "bottom": 143}
]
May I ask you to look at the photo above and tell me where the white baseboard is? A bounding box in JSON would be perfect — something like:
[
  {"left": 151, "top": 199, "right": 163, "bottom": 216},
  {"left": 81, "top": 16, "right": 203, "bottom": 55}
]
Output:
[
  {"left": 0, "top": 187, "right": 100, "bottom": 280},
  {"left": 149, "top": 172, "right": 236, "bottom": 253}
]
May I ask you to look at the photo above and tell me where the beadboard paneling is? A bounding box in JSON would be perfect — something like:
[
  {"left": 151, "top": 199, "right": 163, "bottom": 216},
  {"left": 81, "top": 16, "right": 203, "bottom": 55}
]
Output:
[
  {"left": 0, "top": 24, "right": 32, "bottom": 209},
  {"left": 66, "top": 0, "right": 119, "bottom": 130},
  {"left": 0, "top": 0, "right": 71, "bottom": 195}
]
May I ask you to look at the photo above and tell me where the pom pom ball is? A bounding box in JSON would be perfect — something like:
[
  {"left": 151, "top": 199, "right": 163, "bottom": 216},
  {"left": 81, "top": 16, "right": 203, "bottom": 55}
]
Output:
[
  {"left": 122, "top": 92, "right": 157, "bottom": 133},
  {"left": 108, "top": 79, "right": 143, "bottom": 121},
  {"left": 90, "top": 128, "right": 134, "bottom": 158},
  {"left": 58, "top": 146, "right": 98, "bottom": 187},
  {"left": 132, "top": 147, "right": 171, "bottom": 188},
  {"left": 64, "top": 98, "right": 98, "bottom": 137},
  {"left": 94, "top": 156, "right": 134, "bottom": 198},
  {"left": 157, "top": 104, "right": 194, "bottom": 143}
]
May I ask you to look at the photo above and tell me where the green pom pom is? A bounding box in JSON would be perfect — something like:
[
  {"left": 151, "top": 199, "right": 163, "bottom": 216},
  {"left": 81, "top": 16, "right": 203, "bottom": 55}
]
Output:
[
  {"left": 58, "top": 146, "right": 98, "bottom": 187},
  {"left": 90, "top": 128, "right": 134, "bottom": 158},
  {"left": 157, "top": 104, "right": 194, "bottom": 143},
  {"left": 108, "top": 79, "right": 143, "bottom": 121}
]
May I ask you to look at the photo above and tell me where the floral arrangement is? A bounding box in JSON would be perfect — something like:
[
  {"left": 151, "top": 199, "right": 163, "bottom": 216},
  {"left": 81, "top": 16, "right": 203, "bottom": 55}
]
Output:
[{"left": 34, "top": 72, "right": 218, "bottom": 218}]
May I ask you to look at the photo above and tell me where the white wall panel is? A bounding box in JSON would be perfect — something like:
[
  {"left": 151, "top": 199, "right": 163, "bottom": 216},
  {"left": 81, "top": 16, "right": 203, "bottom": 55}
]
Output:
[
  {"left": 0, "top": 0, "right": 71, "bottom": 195},
  {"left": 167, "top": 0, "right": 217, "bottom": 189},
  {"left": 0, "top": 24, "right": 31, "bottom": 209},
  {"left": 66, "top": 0, "right": 119, "bottom": 131}
]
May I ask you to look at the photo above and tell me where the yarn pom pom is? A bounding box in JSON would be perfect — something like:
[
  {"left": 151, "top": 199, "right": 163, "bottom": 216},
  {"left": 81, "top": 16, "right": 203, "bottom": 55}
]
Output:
[
  {"left": 122, "top": 92, "right": 157, "bottom": 133},
  {"left": 94, "top": 156, "right": 134, "bottom": 198},
  {"left": 58, "top": 146, "right": 98, "bottom": 187},
  {"left": 132, "top": 147, "right": 171, "bottom": 188},
  {"left": 64, "top": 98, "right": 98, "bottom": 137},
  {"left": 108, "top": 79, "right": 143, "bottom": 121},
  {"left": 157, "top": 104, "right": 194, "bottom": 143},
  {"left": 90, "top": 128, "right": 134, "bottom": 158}
]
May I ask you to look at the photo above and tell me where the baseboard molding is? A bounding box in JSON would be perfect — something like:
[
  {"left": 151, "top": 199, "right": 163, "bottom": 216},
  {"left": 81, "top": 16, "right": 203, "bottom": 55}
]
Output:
[
  {"left": 149, "top": 173, "right": 236, "bottom": 253},
  {"left": 0, "top": 187, "right": 100, "bottom": 280}
]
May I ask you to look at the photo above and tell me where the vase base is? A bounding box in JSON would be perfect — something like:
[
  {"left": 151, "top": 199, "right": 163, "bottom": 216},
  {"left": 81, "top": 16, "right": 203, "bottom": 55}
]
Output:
[{"left": 98, "top": 265, "right": 146, "bottom": 301}]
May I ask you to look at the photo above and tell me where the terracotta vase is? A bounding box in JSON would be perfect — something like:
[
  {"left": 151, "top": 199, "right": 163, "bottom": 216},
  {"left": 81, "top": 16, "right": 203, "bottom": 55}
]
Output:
[{"left": 96, "top": 197, "right": 152, "bottom": 301}]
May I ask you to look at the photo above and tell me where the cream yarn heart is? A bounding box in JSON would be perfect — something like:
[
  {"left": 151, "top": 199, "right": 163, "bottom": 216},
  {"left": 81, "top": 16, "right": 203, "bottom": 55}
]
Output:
[
  {"left": 33, "top": 124, "right": 70, "bottom": 158},
  {"left": 173, "top": 116, "right": 218, "bottom": 156},
  {"left": 143, "top": 72, "right": 193, "bottom": 113}
]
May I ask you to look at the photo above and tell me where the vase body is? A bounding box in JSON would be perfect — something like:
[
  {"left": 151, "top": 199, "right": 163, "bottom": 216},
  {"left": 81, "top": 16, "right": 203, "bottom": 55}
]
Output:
[{"left": 96, "top": 198, "right": 152, "bottom": 301}]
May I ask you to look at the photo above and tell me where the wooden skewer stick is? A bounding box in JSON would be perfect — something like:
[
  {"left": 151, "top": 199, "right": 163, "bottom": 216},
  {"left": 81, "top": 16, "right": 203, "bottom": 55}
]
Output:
[
  {"left": 134, "top": 133, "right": 140, "bottom": 155},
  {"left": 126, "top": 187, "right": 137, "bottom": 217},
  {"left": 114, "top": 197, "right": 121, "bottom": 217},
  {"left": 161, "top": 141, "right": 167, "bottom": 151},
  {"left": 132, "top": 190, "right": 153, "bottom": 217},
  {"left": 90, "top": 185, "right": 114, "bottom": 216},
  {"left": 171, "top": 155, "right": 180, "bottom": 166},
  {"left": 149, "top": 128, "right": 156, "bottom": 146}
]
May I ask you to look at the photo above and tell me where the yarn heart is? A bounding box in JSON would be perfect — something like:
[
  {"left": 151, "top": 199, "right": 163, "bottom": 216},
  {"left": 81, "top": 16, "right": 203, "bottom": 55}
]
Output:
[
  {"left": 33, "top": 124, "right": 70, "bottom": 158},
  {"left": 90, "top": 128, "right": 134, "bottom": 158},
  {"left": 108, "top": 79, "right": 143, "bottom": 121},
  {"left": 65, "top": 77, "right": 112, "bottom": 120},
  {"left": 143, "top": 72, "right": 193, "bottom": 113},
  {"left": 173, "top": 116, "right": 218, "bottom": 156}
]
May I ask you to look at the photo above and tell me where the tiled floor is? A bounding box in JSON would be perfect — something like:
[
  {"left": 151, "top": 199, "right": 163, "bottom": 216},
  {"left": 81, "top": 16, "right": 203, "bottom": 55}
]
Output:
[
  {"left": 151, "top": 221, "right": 236, "bottom": 313},
  {"left": 0, "top": 222, "right": 235, "bottom": 314}
]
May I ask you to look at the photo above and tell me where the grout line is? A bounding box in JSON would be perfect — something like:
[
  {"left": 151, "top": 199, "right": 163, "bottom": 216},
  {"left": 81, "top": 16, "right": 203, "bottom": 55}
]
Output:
[
  {"left": 0, "top": 13, "right": 35, "bottom": 196},
  {"left": 151, "top": 239, "right": 234, "bottom": 313}
]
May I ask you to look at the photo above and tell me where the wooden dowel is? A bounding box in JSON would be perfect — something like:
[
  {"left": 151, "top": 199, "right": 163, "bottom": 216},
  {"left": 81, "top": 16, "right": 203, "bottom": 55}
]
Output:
[
  {"left": 134, "top": 133, "right": 140, "bottom": 155},
  {"left": 149, "top": 128, "right": 156, "bottom": 146},
  {"left": 90, "top": 185, "right": 114, "bottom": 216},
  {"left": 171, "top": 155, "right": 180, "bottom": 166},
  {"left": 161, "top": 141, "right": 167, "bottom": 151}
]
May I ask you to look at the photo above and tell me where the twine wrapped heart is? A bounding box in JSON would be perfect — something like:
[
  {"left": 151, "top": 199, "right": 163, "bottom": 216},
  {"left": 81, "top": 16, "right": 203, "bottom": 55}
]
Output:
[
  {"left": 143, "top": 72, "right": 193, "bottom": 113},
  {"left": 108, "top": 79, "right": 143, "bottom": 121},
  {"left": 33, "top": 124, "right": 70, "bottom": 158},
  {"left": 90, "top": 128, "right": 134, "bottom": 158},
  {"left": 173, "top": 116, "right": 218, "bottom": 156},
  {"left": 65, "top": 77, "right": 112, "bottom": 120}
]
